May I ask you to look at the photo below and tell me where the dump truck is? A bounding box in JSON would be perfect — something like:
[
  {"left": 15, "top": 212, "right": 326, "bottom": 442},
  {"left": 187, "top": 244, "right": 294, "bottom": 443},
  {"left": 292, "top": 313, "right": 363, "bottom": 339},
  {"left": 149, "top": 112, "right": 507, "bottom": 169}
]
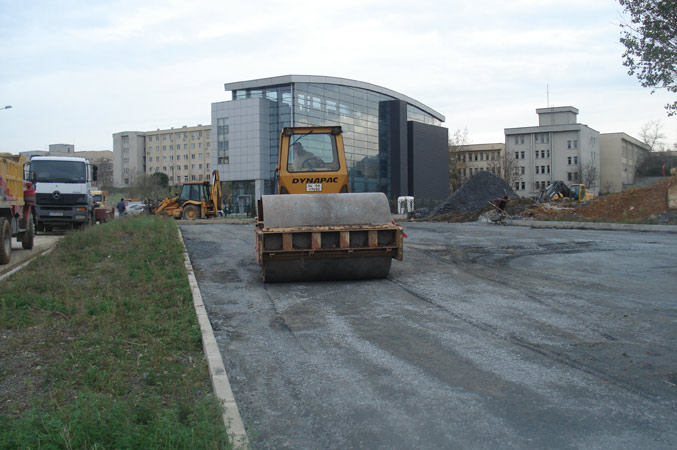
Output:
[
  {"left": 0, "top": 153, "right": 35, "bottom": 264},
  {"left": 153, "top": 170, "right": 222, "bottom": 220},
  {"left": 255, "top": 126, "right": 403, "bottom": 283},
  {"left": 91, "top": 189, "right": 114, "bottom": 223}
]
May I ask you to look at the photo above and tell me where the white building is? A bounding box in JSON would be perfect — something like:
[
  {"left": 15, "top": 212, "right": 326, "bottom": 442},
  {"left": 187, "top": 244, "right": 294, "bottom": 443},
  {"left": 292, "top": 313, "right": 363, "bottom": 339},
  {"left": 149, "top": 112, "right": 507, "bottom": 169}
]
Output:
[
  {"left": 504, "top": 106, "right": 600, "bottom": 197},
  {"left": 112, "top": 131, "right": 145, "bottom": 187},
  {"left": 113, "top": 125, "right": 212, "bottom": 187},
  {"left": 599, "top": 133, "right": 650, "bottom": 193}
]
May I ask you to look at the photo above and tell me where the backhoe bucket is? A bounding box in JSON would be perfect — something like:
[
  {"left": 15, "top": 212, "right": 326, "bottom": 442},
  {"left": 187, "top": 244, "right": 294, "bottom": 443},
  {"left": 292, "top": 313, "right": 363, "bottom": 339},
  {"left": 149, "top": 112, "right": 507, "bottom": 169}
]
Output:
[{"left": 255, "top": 193, "right": 403, "bottom": 282}]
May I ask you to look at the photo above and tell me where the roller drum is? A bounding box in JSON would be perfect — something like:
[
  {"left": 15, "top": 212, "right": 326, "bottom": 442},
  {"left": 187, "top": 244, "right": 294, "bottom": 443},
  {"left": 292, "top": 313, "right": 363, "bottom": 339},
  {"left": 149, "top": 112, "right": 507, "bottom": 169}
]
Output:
[{"left": 257, "top": 192, "right": 401, "bottom": 283}]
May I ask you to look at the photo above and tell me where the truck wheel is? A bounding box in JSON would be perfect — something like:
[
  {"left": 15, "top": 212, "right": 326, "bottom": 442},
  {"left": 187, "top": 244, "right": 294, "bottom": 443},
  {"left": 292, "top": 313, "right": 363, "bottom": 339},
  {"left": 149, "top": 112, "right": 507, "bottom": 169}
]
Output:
[
  {"left": 0, "top": 218, "right": 11, "bottom": 265},
  {"left": 182, "top": 205, "right": 199, "bottom": 220},
  {"left": 22, "top": 213, "right": 34, "bottom": 250}
]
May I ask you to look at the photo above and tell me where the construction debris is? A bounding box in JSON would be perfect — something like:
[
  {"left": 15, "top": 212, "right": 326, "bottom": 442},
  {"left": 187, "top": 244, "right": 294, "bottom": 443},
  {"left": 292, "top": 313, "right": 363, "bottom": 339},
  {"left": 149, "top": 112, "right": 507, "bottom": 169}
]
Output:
[
  {"left": 411, "top": 171, "right": 521, "bottom": 221},
  {"left": 410, "top": 172, "right": 677, "bottom": 225}
]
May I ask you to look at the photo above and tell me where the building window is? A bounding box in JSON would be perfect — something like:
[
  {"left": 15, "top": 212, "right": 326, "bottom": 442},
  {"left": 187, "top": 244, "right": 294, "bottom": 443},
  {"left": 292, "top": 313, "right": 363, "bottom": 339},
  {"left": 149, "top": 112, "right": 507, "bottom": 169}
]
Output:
[
  {"left": 567, "top": 140, "right": 572, "bottom": 149},
  {"left": 573, "top": 172, "right": 579, "bottom": 181},
  {"left": 536, "top": 166, "right": 540, "bottom": 174},
  {"left": 568, "top": 157, "right": 572, "bottom": 165},
  {"left": 520, "top": 166, "right": 525, "bottom": 175},
  {"left": 541, "top": 165, "right": 545, "bottom": 173},
  {"left": 535, "top": 151, "right": 539, "bottom": 159},
  {"left": 520, "top": 151, "right": 525, "bottom": 159},
  {"left": 521, "top": 182, "right": 525, "bottom": 190},
  {"left": 541, "top": 150, "right": 545, "bottom": 158},
  {"left": 574, "top": 156, "right": 578, "bottom": 165},
  {"left": 515, "top": 182, "right": 520, "bottom": 190},
  {"left": 568, "top": 172, "right": 572, "bottom": 181},
  {"left": 547, "top": 166, "right": 550, "bottom": 174},
  {"left": 574, "top": 140, "right": 578, "bottom": 149}
]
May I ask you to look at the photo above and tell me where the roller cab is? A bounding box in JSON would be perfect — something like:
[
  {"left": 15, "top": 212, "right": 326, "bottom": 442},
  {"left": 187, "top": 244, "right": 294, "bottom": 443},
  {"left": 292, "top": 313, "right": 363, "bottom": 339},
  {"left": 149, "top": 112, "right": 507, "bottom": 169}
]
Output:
[
  {"left": 277, "top": 127, "right": 350, "bottom": 195},
  {"left": 255, "top": 127, "right": 403, "bottom": 283}
]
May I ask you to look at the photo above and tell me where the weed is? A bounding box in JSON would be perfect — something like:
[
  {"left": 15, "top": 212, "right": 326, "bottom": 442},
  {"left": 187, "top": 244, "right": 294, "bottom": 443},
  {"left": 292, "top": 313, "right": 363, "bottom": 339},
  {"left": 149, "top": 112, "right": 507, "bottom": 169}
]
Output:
[{"left": 0, "top": 216, "right": 231, "bottom": 449}]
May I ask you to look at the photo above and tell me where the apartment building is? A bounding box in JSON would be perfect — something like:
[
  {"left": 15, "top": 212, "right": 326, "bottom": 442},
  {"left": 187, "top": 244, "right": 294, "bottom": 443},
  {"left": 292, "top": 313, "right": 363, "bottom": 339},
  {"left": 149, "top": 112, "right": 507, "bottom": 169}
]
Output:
[
  {"left": 144, "top": 125, "right": 212, "bottom": 185},
  {"left": 504, "top": 106, "right": 600, "bottom": 197},
  {"left": 454, "top": 143, "right": 504, "bottom": 181},
  {"left": 113, "top": 124, "right": 212, "bottom": 187},
  {"left": 113, "top": 131, "right": 146, "bottom": 186}
]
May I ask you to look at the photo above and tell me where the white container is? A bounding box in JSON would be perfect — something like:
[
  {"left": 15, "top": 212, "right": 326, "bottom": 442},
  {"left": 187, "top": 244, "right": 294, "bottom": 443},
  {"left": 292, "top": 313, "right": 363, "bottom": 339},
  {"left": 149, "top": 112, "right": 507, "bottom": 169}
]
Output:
[{"left": 397, "top": 196, "right": 415, "bottom": 215}]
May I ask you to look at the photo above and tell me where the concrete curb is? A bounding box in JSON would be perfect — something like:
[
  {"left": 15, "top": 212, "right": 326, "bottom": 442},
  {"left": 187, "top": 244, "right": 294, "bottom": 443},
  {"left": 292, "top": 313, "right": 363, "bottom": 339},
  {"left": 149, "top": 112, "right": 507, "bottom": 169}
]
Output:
[
  {"left": 506, "top": 219, "right": 677, "bottom": 233},
  {"left": 178, "top": 230, "right": 249, "bottom": 449}
]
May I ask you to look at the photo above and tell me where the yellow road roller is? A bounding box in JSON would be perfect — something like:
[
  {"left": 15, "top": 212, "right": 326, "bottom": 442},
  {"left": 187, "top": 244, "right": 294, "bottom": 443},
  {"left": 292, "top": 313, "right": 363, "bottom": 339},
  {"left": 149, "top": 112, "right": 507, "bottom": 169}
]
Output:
[{"left": 255, "top": 127, "right": 403, "bottom": 282}]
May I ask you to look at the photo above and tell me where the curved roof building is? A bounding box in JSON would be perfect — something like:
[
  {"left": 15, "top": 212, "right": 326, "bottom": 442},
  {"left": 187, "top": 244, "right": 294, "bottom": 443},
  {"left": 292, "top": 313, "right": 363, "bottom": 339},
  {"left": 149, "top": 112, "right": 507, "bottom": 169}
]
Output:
[{"left": 212, "top": 75, "right": 448, "bottom": 210}]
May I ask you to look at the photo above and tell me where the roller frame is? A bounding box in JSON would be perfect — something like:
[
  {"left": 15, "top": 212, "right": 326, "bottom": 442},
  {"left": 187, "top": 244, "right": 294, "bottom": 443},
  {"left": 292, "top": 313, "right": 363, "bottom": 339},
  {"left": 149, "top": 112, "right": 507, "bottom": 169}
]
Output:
[{"left": 255, "top": 222, "right": 403, "bottom": 283}]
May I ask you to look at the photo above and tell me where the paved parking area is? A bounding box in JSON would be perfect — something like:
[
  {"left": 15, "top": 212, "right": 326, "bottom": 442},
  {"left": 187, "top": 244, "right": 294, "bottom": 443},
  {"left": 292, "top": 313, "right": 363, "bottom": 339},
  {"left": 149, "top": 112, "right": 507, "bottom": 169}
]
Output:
[{"left": 181, "top": 222, "right": 677, "bottom": 449}]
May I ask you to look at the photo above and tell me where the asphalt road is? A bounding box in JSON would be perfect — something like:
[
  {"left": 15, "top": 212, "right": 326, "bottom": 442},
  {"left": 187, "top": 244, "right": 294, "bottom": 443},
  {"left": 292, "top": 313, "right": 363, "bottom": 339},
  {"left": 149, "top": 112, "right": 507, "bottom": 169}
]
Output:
[
  {"left": 180, "top": 222, "right": 677, "bottom": 449},
  {"left": 0, "top": 233, "right": 63, "bottom": 278}
]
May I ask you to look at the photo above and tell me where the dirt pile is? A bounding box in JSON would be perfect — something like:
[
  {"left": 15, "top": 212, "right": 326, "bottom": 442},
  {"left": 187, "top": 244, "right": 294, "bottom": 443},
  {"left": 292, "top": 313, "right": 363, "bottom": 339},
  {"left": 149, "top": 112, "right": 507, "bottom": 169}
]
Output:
[
  {"left": 522, "top": 178, "right": 676, "bottom": 224},
  {"left": 414, "top": 172, "right": 519, "bottom": 220}
]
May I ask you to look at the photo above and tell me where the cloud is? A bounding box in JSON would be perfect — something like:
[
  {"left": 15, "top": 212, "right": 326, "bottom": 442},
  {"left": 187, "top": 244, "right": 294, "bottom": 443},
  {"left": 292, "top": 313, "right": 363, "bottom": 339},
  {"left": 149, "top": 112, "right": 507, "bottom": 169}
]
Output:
[{"left": 1, "top": 0, "right": 676, "bottom": 152}]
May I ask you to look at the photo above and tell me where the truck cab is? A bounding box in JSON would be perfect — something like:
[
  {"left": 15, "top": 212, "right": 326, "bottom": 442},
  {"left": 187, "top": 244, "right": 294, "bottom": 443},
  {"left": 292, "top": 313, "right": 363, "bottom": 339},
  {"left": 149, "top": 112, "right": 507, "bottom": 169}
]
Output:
[{"left": 25, "top": 156, "right": 97, "bottom": 230}]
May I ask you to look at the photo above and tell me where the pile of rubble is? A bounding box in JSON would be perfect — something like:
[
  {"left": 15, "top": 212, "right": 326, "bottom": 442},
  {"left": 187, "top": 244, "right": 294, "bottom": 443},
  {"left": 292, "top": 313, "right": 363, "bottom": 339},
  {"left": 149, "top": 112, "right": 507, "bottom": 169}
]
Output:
[
  {"left": 410, "top": 171, "right": 522, "bottom": 221},
  {"left": 410, "top": 172, "right": 676, "bottom": 225}
]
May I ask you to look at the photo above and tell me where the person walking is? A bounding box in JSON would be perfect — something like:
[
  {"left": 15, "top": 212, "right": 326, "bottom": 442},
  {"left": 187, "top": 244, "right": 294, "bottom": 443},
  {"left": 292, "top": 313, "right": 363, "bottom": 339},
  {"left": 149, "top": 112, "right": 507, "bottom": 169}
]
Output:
[{"left": 116, "top": 198, "right": 127, "bottom": 216}]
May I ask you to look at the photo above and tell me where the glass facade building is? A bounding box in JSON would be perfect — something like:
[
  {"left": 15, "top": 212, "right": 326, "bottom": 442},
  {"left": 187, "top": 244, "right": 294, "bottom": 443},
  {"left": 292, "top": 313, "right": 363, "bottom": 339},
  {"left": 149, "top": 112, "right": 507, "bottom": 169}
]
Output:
[{"left": 211, "top": 75, "right": 447, "bottom": 208}]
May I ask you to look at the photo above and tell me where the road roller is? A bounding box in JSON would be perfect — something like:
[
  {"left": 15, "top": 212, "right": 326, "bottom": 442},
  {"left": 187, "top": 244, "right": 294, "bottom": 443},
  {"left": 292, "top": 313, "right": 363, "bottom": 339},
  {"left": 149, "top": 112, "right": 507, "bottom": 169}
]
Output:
[{"left": 255, "top": 127, "right": 403, "bottom": 282}]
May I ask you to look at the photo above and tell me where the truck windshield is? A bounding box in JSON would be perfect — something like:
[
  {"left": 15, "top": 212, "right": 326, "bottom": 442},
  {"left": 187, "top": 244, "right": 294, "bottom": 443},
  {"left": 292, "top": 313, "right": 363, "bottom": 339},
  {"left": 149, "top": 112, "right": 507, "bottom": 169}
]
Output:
[{"left": 31, "top": 160, "right": 86, "bottom": 183}]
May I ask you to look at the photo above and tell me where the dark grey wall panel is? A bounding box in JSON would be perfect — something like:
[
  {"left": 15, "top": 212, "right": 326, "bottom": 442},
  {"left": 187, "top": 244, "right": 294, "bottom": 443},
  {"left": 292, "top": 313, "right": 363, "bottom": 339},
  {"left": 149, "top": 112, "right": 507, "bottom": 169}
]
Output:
[{"left": 407, "top": 121, "right": 449, "bottom": 200}]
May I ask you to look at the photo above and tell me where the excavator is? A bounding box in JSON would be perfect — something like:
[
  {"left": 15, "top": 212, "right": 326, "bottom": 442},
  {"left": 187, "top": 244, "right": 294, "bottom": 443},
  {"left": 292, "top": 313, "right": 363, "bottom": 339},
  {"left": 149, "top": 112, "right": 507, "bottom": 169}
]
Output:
[
  {"left": 153, "top": 170, "right": 222, "bottom": 220},
  {"left": 254, "top": 126, "right": 404, "bottom": 283},
  {"left": 538, "top": 181, "right": 594, "bottom": 203}
]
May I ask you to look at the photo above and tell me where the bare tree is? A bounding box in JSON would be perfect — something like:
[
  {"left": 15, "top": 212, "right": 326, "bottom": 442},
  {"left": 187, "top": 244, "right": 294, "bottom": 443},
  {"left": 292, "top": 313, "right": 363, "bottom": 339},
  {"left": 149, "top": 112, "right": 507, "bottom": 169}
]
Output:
[
  {"left": 639, "top": 120, "right": 666, "bottom": 151},
  {"left": 448, "top": 128, "right": 469, "bottom": 192},
  {"left": 487, "top": 151, "right": 521, "bottom": 188},
  {"left": 129, "top": 173, "right": 172, "bottom": 203},
  {"left": 581, "top": 162, "right": 599, "bottom": 189}
]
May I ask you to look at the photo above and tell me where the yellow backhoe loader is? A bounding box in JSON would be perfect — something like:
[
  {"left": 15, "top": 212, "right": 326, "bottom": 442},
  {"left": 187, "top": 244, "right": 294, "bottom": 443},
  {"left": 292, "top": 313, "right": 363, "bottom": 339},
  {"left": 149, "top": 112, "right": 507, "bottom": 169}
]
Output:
[
  {"left": 255, "top": 126, "right": 403, "bottom": 282},
  {"left": 153, "top": 170, "right": 222, "bottom": 220}
]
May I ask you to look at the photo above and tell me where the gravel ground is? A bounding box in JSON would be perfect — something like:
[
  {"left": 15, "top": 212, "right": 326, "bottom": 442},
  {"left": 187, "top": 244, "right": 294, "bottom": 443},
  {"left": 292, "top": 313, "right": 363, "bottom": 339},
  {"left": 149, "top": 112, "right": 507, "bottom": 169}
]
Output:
[{"left": 181, "top": 222, "right": 677, "bottom": 449}]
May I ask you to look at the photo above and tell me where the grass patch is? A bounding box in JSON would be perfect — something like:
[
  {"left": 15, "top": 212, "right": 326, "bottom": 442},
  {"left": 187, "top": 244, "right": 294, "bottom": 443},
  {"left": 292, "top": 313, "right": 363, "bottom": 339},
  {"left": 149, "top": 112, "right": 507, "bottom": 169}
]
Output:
[{"left": 0, "top": 216, "right": 230, "bottom": 449}]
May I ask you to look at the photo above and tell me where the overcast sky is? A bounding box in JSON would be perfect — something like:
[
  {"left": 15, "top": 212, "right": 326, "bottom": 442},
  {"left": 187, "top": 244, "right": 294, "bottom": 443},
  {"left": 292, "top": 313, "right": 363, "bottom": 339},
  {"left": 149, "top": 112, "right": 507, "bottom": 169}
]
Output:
[{"left": 1, "top": 0, "right": 676, "bottom": 153}]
